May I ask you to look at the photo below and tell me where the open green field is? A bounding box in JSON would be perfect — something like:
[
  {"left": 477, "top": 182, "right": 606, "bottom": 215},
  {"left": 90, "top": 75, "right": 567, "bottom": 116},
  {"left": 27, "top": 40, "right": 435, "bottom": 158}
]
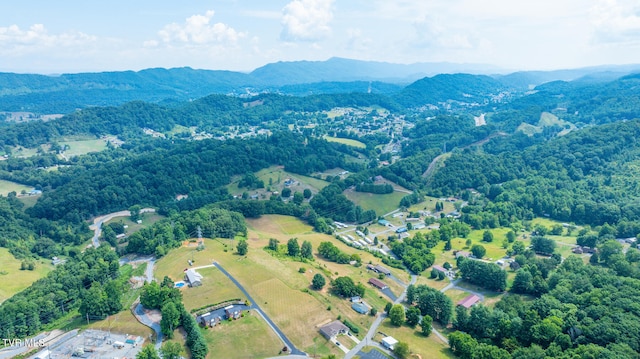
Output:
[
  {"left": 200, "top": 312, "right": 283, "bottom": 359},
  {"left": 156, "top": 214, "right": 410, "bottom": 357},
  {"left": 374, "top": 319, "right": 455, "bottom": 359},
  {"left": 344, "top": 189, "right": 406, "bottom": 216},
  {"left": 106, "top": 212, "right": 166, "bottom": 235},
  {"left": 0, "top": 179, "right": 32, "bottom": 195},
  {"left": 158, "top": 266, "right": 244, "bottom": 312},
  {"left": 87, "top": 309, "right": 153, "bottom": 339},
  {"left": 408, "top": 196, "right": 458, "bottom": 214},
  {"left": 0, "top": 248, "right": 53, "bottom": 303},
  {"left": 59, "top": 138, "right": 108, "bottom": 157},
  {"left": 227, "top": 165, "right": 329, "bottom": 197},
  {"left": 324, "top": 136, "right": 367, "bottom": 149},
  {"left": 17, "top": 195, "right": 40, "bottom": 208}
]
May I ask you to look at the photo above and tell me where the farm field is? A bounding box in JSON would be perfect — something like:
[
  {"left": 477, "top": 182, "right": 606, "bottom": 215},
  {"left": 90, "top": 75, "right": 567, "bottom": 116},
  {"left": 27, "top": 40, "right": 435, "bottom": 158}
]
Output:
[
  {"left": 323, "top": 135, "right": 367, "bottom": 149},
  {"left": 156, "top": 214, "right": 411, "bottom": 358},
  {"left": 0, "top": 179, "right": 32, "bottom": 195},
  {"left": 227, "top": 165, "right": 329, "bottom": 197},
  {"left": 200, "top": 312, "right": 283, "bottom": 359},
  {"left": 0, "top": 248, "right": 54, "bottom": 303},
  {"left": 158, "top": 266, "right": 245, "bottom": 312},
  {"left": 59, "top": 138, "right": 107, "bottom": 157},
  {"left": 344, "top": 189, "right": 407, "bottom": 216},
  {"left": 86, "top": 310, "right": 153, "bottom": 339},
  {"left": 373, "top": 319, "right": 455, "bottom": 359}
]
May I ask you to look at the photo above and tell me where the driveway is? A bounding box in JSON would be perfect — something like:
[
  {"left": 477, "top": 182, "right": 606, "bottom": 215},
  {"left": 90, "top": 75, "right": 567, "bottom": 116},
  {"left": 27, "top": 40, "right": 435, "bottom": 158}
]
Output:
[
  {"left": 133, "top": 303, "right": 163, "bottom": 350},
  {"left": 213, "top": 262, "right": 306, "bottom": 356}
]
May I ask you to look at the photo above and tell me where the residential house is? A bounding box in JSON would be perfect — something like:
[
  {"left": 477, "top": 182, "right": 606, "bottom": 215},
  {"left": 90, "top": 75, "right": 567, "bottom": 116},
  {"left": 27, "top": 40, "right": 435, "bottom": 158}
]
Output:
[
  {"left": 457, "top": 294, "right": 481, "bottom": 309},
  {"left": 432, "top": 265, "right": 446, "bottom": 273},
  {"left": 381, "top": 336, "right": 399, "bottom": 350},
  {"left": 352, "top": 302, "right": 369, "bottom": 314},
  {"left": 184, "top": 269, "right": 203, "bottom": 287},
  {"left": 373, "top": 265, "right": 391, "bottom": 276},
  {"left": 455, "top": 251, "right": 471, "bottom": 259},
  {"left": 368, "top": 278, "right": 388, "bottom": 290},
  {"left": 319, "top": 320, "right": 349, "bottom": 339},
  {"left": 224, "top": 305, "right": 241, "bottom": 320},
  {"left": 198, "top": 312, "right": 219, "bottom": 327}
]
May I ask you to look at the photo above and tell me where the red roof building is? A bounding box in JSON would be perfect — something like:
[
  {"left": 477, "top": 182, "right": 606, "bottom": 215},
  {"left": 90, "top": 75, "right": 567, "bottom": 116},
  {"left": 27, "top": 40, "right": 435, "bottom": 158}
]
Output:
[
  {"left": 368, "top": 277, "right": 388, "bottom": 290},
  {"left": 457, "top": 294, "right": 481, "bottom": 309}
]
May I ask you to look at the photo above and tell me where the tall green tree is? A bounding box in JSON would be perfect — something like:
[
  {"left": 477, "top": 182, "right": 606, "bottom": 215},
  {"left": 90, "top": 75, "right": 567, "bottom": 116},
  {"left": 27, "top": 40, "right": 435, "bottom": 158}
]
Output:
[
  {"left": 160, "top": 342, "right": 183, "bottom": 359},
  {"left": 311, "top": 273, "right": 326, "bottom": 290},
  {"left": 393, "top": 342, "right": 410, "bottom": 359},
  {"left": 237, "top": 239, "right": 248, "bottom": 255},
  {"left": 421, "top": 314, "right": 433, "bottom": 336},
  {"left": 389, "top": 304, "right": 405, "bottom": 326},
  {"left": 301, "top": 240, "right": 313, "bottom": 259},
  {"left": 137, "top": 345, "right": 160, "bottom": 359},
  {"left": 287, "top": 238, "right": 300, "bottom": 257},
  {"left": 160, "top": 302, "right": 180, "bottom": 339}
]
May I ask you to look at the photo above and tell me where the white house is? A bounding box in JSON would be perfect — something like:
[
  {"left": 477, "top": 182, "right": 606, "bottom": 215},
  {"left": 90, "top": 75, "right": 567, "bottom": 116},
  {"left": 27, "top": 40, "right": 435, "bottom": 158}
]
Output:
[{"left": 381, "top": 336, "right": 399, "bottom": 350}]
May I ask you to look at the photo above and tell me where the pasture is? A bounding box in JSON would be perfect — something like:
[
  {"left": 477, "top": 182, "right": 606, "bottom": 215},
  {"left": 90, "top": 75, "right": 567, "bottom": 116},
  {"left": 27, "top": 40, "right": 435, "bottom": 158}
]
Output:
[
  {"left": 323, "top": 136, "right": 367, "bottom": 149},
  {"left": 156, "top": 214, "right": 410, "bottom": 357},
  {"left": 227, "top": 165, "right": 329, "bottom": 197},
  {"left": 0, "top": 179, "right": 32, "bottom": 196},
  {"left": 374, "top": 319, "right": 455, "bottom": 359},
  {"left": 59, "top": 138, "right": 107, "bottom": 157},
  {"left": 344, "top": 189, "right": 406, "bottom": 216},
  {"left": 200, "top": 313, "right": 283, "bottom": 359},
  {"left": 0, "top": 248, "right": 53, "bottom": 303}
]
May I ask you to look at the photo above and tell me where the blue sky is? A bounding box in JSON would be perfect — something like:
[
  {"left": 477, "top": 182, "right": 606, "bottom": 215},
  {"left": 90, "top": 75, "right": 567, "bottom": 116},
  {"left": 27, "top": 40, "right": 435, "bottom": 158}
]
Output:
[{"left": 0, "top": 0, "right": 639, "bottom": 73}]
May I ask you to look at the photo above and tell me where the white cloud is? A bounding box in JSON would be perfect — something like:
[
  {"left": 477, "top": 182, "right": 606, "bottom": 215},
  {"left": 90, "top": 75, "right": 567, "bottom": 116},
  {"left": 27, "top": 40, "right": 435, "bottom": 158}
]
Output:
[
  {"left": 149, "top": 10, "right": 246, "bottom": 48},
  {"left": 345, "top": 28, "right": 371, "bottom": 52},
  {"left": 0, "top": 23, "right": 96, "bottom": 55},
  {"left": 412, "top": 16, "right": 475, "bottom": 50},
  {"left": 590, "top": 0, "right": 640, "bottom": 45},
  {"left": 280, "top": 0, "right": 334, "bottom": 42}
]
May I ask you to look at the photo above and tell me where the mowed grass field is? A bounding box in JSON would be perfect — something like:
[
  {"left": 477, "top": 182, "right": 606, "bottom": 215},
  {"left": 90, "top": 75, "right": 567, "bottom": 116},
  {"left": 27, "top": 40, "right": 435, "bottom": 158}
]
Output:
[
  {"left": 344, "top": 189, "right": 407, "bottom": 216},
  {"left": 374, "top": 319, "right": 455, "bottom": 359},
  {"left": 86, "top": 310, "right": 153, "bottom": 339},
  {"left": 0, "top": 248, "right": 53, "bottom": 303},
  {"left": 200, "top": 313, "right": 283, "bottom": 359},
  {"left": 59, "top": 138, "right": 108, "bottom": 157},
  {"left": 156, "top": 214, "right": 411, "bottom": 357},
  {"left": 227, "top": 165, "right": 329, "bottom": 196},
  {"left": 323, "top": 136, "right": 367, "bottom": 149},
  {"left": 0, "top": 179, "right": 32, "bottom": 196},
  {"left": 155, "top": 265, "right": 244, "bottom": 312}
]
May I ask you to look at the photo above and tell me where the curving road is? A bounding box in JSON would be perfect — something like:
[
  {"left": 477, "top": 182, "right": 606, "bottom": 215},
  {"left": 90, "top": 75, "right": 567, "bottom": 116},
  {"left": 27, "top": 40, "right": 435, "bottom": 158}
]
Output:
[
  {"left": 344, "top": 274, "right": 417, "bottom": 359},
  {"left": 213, "top": 262, "right": 305, "bottom": 356},
  {"left": 89, "top": 208, "right": 156, "bottom": 248}
]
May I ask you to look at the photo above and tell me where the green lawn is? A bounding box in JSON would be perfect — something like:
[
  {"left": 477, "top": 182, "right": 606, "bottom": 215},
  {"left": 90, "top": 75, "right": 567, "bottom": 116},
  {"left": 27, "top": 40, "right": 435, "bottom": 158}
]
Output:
[
  {"left": 323, "top": 136, "right": 367, "bottom": 149},
  {"left": 59, "top": 138, "right": 108, "bottom": 157},
  {"left": 227, "top": 165, "right": 329, "bottom": 197},
  {"left": 0, "top": 248, "right": 54, "bottom": 303},
  {"left": 344, "top": 189, "right": 407, "bottom": 216},
  {"left": 181, "top": 267, "right": 245, "bottom": 312},
  {"left": 200, "top": 312, "right": 283, "bottom": 359},
  {"left": 0, "top": 179, "right": 32, "bottom": 196},
  {"left": 374, "top": 319, "right": 455, "bottom": 359}
]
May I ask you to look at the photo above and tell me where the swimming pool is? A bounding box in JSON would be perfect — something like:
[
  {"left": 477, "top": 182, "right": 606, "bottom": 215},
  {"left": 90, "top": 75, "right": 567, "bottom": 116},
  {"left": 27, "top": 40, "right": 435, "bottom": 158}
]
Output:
[{"left": 174, "top": 281, "right": 186, "bottom": 288}]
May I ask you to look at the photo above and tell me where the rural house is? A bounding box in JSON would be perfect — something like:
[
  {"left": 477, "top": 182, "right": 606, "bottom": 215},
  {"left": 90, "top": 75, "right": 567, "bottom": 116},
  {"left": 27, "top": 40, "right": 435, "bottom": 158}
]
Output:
[
  {"left": 373, "top": 264, "right": 391, "bottom": 276},
  {"left": 368, "top": 277, "right": 388, "bottom": 290},
  {"left": 184, "top": 269, "right": 203, "bottom": 287},
  {"left": 457, "top": 294, "right": 481, "bottom": 309},
  {"left": 319, "top": 320, "right": 349, "bottom": 339},
  {"left": 381, "top": 336, "right": 399, "bottom": 350}
]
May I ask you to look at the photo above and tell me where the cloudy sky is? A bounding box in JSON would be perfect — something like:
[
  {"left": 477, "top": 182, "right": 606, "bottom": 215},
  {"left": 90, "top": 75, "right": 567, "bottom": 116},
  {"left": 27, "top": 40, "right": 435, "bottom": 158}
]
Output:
[{"left": 0, "top": 0, "right": 639, "bottom": 74}]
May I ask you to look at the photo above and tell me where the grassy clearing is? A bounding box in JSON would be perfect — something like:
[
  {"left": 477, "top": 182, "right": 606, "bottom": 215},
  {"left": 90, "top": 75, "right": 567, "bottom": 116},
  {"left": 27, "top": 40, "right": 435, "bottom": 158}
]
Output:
[
  {"left": 86, "top": 310, "right": 153, "bottom": 339},
  {"left": 0, "top": 248, "right": 53, "bottom": 303},
  {"left": 156, "top": 214, "right": 410, "bottom": 357},
  {"left": 181, "top": 267, "right": 245, "bottom": 312},
  {"left": 200, "top": 312, "right": 283, "bottom": 359},
  {"left": 106, "top": 213, "right": 166, "bottom": 235},
  {"left": 0, "top": 179, "right": 32, "bottom": 196},
  {"left": 59, "top": 138, "right": 107, "bottom": 157},
  {"left": 17, "top": 195, "right": 40, "bottom": 208},
  {"left": 374, "top": 320, "right": 455, "bottom": 359},
  {"left": 227, "top": 165, "right": 329, "bottom": 197},
  {"left": 344, "top": 189, "right": 406, "bottom": 216},
  {"left": 324, "top": 136, "right": 367, "bottom": 149}
]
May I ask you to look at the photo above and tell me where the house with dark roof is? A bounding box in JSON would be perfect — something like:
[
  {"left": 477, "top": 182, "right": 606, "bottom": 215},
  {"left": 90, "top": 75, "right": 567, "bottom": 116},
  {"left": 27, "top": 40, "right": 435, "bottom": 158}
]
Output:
[
  {"left": 457, "top": 294, "right": 481, "bottom": 309},
  {"left": 319, "top": 320, "right": 349, "bottom": 339},
  {"left": 373, "top": 265, "right": 391, "bottom": 276},
  {"left": 198, "top": 312, "right": 219, "bottom": 327},
  {"left": 368, "top": 277, "right": 388, "bottom": 290},
  {"left": 224, "top": 305, "right": 241, "bottom": 320}
]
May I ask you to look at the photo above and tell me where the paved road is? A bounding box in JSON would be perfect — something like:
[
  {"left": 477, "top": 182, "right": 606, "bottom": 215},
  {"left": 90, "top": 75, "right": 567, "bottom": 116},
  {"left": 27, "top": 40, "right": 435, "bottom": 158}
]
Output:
[
  {"left": 134, "top": 303, "right": 163, "bottom": 350},
  {"left": 344, "top": 274, "right": 417, "bottom": 359},
  {"left": 213, "top": 262, "right": 305, "bottom": 356},
  {"left": 90, "top": 208, "right": 156, "bottom": 248}
]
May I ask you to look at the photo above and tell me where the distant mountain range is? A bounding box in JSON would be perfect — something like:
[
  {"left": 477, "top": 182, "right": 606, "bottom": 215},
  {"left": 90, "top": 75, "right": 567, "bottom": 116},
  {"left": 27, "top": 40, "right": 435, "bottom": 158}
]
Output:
[{"left": 1, "top": 57, "right": 639, "bottom": 114}]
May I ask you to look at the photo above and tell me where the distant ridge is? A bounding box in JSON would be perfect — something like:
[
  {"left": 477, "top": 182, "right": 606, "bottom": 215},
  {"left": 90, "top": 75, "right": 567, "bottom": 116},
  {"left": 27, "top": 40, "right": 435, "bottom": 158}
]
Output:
[{"left": 0, "top": 58, "right": 639, "bottom": 113}]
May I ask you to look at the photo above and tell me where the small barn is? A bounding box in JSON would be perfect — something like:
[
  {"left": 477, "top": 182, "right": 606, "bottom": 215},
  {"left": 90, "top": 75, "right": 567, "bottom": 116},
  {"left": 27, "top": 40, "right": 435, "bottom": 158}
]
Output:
[
  {"left": 381, "top": 336, "right": 399, "bottom": 350},
  {"left": 457, "top": 294, "right": 481, "bottom": 309},
  {"left": 352, "top": 302, "right": 369, "bottom": 314},
  {"left": 368, "top": 277, "right": 388, "bottom": 290}
]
